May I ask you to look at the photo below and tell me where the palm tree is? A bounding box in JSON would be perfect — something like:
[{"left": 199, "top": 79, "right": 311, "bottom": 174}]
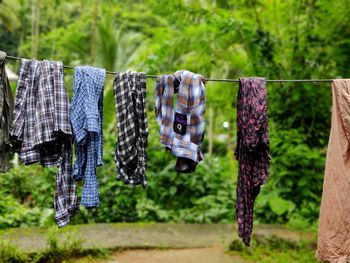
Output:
[
  {"left": 0, "top": 1, "right": 20, "bottom": 32},
  {"left": 94, "top": 6, "right": 150, "bottom": 130}
]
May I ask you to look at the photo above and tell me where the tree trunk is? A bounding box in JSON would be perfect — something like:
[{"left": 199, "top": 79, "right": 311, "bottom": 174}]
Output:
[{"left": 90, "top": 0, "right": 98, "bottom": 64}]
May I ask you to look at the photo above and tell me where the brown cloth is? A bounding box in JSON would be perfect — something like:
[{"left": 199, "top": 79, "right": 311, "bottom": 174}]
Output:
[
  {"left": 0, "top": 51, "right": 14, "bottom": 172},
  {"left": 317, "top": 79, "right": 350, "bottom": 263}
]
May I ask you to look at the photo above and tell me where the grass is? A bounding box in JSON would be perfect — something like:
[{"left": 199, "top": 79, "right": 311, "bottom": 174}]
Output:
[
  {"left": 0, "top": 227, "right": 112, "bottom": 263},
  {"left": 0, "top": 225, "right": 319, "bottom": 263},
  {"left": 228, "top": 234, "right": 318, "bottom": 263}
]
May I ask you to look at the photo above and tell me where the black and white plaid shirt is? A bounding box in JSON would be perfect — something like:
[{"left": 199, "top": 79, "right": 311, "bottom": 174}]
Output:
[
  {"left": 11, "top": 59, "right": 79, "bottom": 227},
  {"left": 113, "top": 72, "right": 148, "bottom": 187}
]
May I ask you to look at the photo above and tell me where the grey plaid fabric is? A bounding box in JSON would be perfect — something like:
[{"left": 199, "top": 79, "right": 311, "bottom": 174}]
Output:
[
  {"left": 155, "top": 70, "right": 206, "bottom": 162},
  {"left": 113, "top": 72, "right": 148, "bottom": 187},
  {"left": 71, "top": 66, "right": 105, "bottom": 207},
  {"left": 0, "top": 51, "right": 14, "bottom": 172},
  {"left": 10, "top": 59, "right": 79, "bottom": 227},
  {"left": 54, "top": 139, "right": 80, "bottom": 227},
  {"left": 11, "top": 60, "right": 65, "bottom": 164},
  {"left": 11, "top": 59, "right": 41, "bottom": 162}
]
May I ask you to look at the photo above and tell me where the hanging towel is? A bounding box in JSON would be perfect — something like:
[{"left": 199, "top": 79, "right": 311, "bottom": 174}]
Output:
[
  {"left": 113, "top": 72, "right": 148, "bottom": 186},
  {"left": 317, "top": 79, "right": 350, "bottom": 263},
  {"left": 235, "top": 77, "right": 270, "bottom": 246},
  {"left": 0, "top": 51, "right": 14, "bottom": 172},
  {"left": 71, "top": 66, "right": 105, "bottom": 208},
  {"left": 10, "top": 59, "right": 79, "bottom": 227},
  {"left": 155, "top": 70, "right": 206, "bottom": 163}
]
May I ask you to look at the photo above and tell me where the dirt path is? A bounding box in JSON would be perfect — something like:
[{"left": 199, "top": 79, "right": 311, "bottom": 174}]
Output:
[
  {"left": 0, "top": 223, "right": 315, "bottom": 253},
  {"left": 109, "top": 247, "right": 246, "bottom": 263},
  {"left": 77, "top": 247, "right": 247, "bottom": 263},
  {"left": 1, "top": 223, "right": 316, "bottom": 263}
]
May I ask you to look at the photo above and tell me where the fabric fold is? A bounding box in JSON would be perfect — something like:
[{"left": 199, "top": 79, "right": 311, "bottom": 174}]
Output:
[
  {"left": 155, "top": 70, "right": 206, "bottom": 163},
  {"left": 155, "top": 74, "right": 175, "bottom": 149},
  {"left": 114, "top": 72, "right": 148, "bottom": 187},
  {"left": 0, "top": 51, "right": 14, "bottom": 172},
  {"left": 71, "top": 66, "right": 105, "bottom": 208},
  {"left": 235, "top": 77, "right": 270, "bottom": 246},
  {"left": 317, "top": 79, "right": 350, "bottom": 262},
  {"left": 10, "top": 59, "right": 79, "bottom": 227}
]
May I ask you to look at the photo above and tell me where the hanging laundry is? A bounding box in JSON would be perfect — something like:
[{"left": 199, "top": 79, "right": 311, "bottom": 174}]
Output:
[
  {"left": 317, "top": 79, "right": 350, "bottom": 263},
  {"left": 71, "top": 66, "right": 105, "bottom": 208},
  {"left": 113, "top": 72, "right": 148, "bottom": 186},
  {"left": 155, "top": 70, "right": 206, "bottom": 173},
  {"left": 235, "top": 77, "right": 270, "bottom": 246},
  {"left": 0, "top": 51, "right": 14, "bottom": 172},
  {"left": 10, "top": 59, "right": 79, "bottom": 227}
]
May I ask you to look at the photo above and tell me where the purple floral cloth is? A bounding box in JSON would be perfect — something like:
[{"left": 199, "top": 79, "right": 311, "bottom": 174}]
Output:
[{"left": 235, "top": 77, "right": 270, "bottom": 246}]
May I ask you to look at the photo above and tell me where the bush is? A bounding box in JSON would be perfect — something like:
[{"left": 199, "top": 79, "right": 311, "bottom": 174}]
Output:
[
  {"left": 255, "top": 127, "right": 325, "bottom": 227},
  {"left": 0, "top": 241, "right": 29, "bottom": 263},
  {"left": 0, "top": 121, "right": 326, "bottom": 229}
]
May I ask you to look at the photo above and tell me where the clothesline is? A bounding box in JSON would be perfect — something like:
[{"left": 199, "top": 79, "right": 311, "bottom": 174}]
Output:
[{"left": 6, "top": 54, "right": 334, "bottom": 83}]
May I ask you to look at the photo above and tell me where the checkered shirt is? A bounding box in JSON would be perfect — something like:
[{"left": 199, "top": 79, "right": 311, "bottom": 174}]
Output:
[
  {"left": 114, "top": 72, "right": 148, "bottom": 187},
  {"left": 154, "top": 74, "right": 175, "bottom": 149},
  {"left": 155, "top": 70, "right": 206, "bottom": 162},
  {"left": 54, "top": 139, "right": 80, "bottom": 227},
  {"left": 10, "top": 59, "right": 79, "bottom": 228},
  {"left": 71, "top": 66, "right": 105, "bottom": 207}
]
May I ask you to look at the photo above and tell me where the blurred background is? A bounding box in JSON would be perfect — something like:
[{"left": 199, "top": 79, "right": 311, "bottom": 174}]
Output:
[{"left": 0, "top": 0, "right": 350, "bottom": 262}]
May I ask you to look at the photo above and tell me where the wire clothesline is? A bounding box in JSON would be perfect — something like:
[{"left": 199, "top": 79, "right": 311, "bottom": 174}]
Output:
[{"left": 5, "top": 54, "right": 334, "bottom": 83}]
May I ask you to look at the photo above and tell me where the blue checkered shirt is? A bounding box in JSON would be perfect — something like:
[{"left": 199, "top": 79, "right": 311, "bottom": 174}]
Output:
[{"left": 71, "top": 66, "right": 105, "bottom": 208}]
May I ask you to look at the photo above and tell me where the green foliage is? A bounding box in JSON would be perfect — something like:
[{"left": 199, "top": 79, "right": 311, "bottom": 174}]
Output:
[
  {"left": 72, "top": 148, "right": 235, "bottom": 224},
  {"left": 268, "top": 196, "right": 295, "bottom": 217},
  {"left": 0, "top": 190, "right": 43, "bottom": 229},
  {"left": 0, "top": 165, "right": 56, "bottom": 228},
  {"left": 255, "top": 127, "right": 325, "bottom": 227},
  {"left": 0, "top": 241, "right": 29, "bottom": 263},
  {"left": 0, "top": 0, "right": 345, "bottom": 230},
  {"left": 144, "top": 156, "right": 235, "bottom": 223},
  {"left": 35, "top": 227, "right": 85, "bottom": 262},
  {"left": 0, "top": 228, "right": 111, "bottom": 263},
  {"left": 229, "top": 234, "right": 318, "bottom": 263}
]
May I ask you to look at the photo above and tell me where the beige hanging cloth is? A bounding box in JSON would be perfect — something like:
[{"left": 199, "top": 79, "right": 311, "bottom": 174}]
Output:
[{"left": 317, "top": 79, "right": 350, "bottom": 263}]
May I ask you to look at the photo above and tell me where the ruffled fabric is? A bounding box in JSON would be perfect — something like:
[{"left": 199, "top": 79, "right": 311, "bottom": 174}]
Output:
[{"left": 235, "top": 77, "right": 270, "bottom": 246}]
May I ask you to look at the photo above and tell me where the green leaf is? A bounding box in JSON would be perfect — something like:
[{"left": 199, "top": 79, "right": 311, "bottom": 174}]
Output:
[{"left": 268, "top": 197, "right": 295, "bottom": 216}]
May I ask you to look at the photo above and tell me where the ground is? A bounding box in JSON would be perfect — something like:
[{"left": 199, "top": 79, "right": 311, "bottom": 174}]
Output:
[{"left": 0, "top": 223, "right": 317, "bottom": 262}]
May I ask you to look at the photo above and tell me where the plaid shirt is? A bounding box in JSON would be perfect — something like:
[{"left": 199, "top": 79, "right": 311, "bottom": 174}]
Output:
[
  {"left": 0, "top": 51, "right": 14, "bottom": 172},
  {"left": 54, "top": 139, "right": 80, "bottom": 227},
  {"left": 113, "top": 72, "right": 148, "bottom": 187},
  {"left": 155, "top": 70, "right": 206, "bottom": 162},
  {"left": 10, "top": 59, "right": 79, "bottom": 227},
  {"left": 71, "top": 66, "right": 105, "bottom": 207}
]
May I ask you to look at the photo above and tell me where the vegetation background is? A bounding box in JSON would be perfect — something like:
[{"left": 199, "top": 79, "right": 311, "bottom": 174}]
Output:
[{"left": 0, "top": 0, "right": 349, "bottom": 232}]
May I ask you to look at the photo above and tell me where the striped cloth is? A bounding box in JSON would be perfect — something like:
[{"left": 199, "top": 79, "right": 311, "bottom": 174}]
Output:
[
  {"left": 155, "top": 70, "right": 206, "bottom": 162},
  {"left": 71, "top": 66, "right": 105, "bottom": 208},
  {"left": 11, "top": 59, "right": 79, "bottom": 227},
  {"left": 113, "top": 72, "right": 148, "bottom": 187}
]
